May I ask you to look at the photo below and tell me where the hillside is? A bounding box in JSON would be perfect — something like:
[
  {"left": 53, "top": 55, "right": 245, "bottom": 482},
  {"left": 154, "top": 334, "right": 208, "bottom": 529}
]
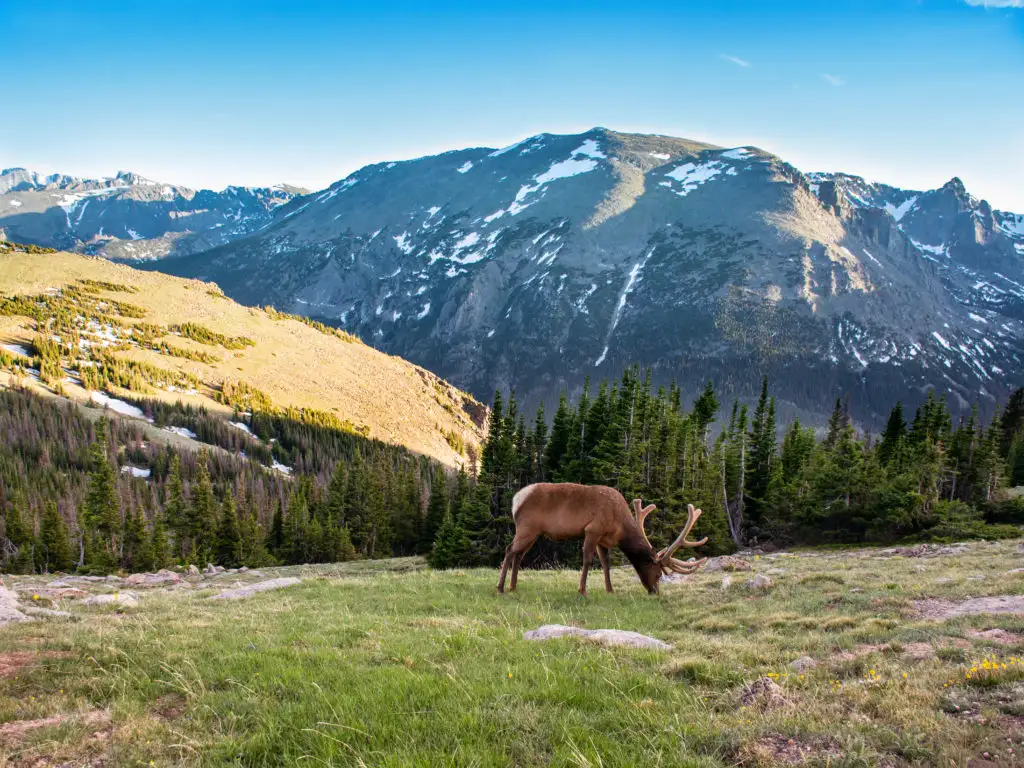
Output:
[
  {"left": 149, "top": 127, "right": 1024, "bottom": 428},
  {"left": 0, "top": 168, "right": 303, "bottom": 261},
  {"left": 0, "top": 249, "right": 484, "bottom": 467}
]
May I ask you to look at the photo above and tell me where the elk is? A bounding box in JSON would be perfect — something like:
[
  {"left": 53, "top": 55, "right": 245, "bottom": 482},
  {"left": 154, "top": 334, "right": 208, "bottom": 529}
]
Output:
[{"left": 497, "top": 482, "right": 708, "bottom": 595}]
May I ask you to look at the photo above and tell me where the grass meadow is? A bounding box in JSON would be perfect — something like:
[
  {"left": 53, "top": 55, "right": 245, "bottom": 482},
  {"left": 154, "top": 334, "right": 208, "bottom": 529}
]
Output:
[{"left": 0, "top": 543, "right": 1023, "bottom": 767}]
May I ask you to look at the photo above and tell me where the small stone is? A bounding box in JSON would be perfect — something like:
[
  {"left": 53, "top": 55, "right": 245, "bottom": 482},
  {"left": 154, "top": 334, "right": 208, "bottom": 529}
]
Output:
[
  {"left": 746, "top": 574, "right": 774, "bottom": 590},
  {"left": 187, "top": 564, "right": 200, "bottom": 576},
  {"left": 83, "top": 592, "right": 139, "bottom": 607},
  {"left": 204, "top": 564, "right": 217, "bottom": 575},
  {"left": 738, "top": 677, "right": 788, "bottom": 710},
  {"left": 789, "top": 656, "right": 818, "bottom": 673},
  {"left": 721, "top": 575, "right": 733, "bottom": 590}
]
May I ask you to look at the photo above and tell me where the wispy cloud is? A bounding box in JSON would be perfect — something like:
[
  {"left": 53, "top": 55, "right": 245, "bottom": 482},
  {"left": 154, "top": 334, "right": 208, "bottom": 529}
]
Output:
[
  {"left": 963, "top": 0, "right": 1023, "bottom": 6},
  {"left": 720, "top": 54, "right": 751, "bottom": 68},
  {"left": 822, "top": 73, "right": 846, "bottom": 87}
]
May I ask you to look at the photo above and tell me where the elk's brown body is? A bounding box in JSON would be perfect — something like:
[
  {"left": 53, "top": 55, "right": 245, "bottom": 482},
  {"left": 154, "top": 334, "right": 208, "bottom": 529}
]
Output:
[{"left": 497, "top": 482, "right": 708, "bottom": 595}]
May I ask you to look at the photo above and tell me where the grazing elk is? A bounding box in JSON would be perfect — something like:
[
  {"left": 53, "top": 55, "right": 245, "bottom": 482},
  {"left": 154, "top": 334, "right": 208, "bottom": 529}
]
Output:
[{"left": 497, "top": 482, "right": 708, "bottom": 595}]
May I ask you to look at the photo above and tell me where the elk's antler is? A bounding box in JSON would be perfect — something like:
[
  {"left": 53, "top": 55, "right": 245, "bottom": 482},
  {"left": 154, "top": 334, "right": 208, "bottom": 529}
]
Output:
[
  {"left": 656, "top": 504, "right": 708, "bottom": 574},
  {"left": 632, "top": 499, "right": 657, "bottom": 549}
]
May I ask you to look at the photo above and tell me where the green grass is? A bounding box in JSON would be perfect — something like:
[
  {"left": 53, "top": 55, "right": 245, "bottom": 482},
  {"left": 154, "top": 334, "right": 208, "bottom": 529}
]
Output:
[{"left": 1, "top": 543, "right": 1023, "bottom": 766}]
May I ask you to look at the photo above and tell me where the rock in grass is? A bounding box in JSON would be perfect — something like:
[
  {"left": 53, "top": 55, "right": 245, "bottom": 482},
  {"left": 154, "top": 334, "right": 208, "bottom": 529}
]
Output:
[
  {"left": 0, "top": 586, "right": 31, "bottom": 625},
  {"left": 83, "top": 592, "right": 139, "bottom": 607},
  {"left": 125, "top": 569, "right": 182, "bottom": 587},
  {"left": 705, "top": 556, "right": 753, "bottom": 573},
  {"left": 209, "top": 577, "right": 302, "bottom": 601},
  {"left": 789, "top": 656, "right": 817, "bottom": 673},
  {"left": 523, "top": 624, "right": 672, "bottom": 650},
  {"left": 23, "top": 606, "right": 76, "bottom": 620},
  {"left": 746, "top": 574, "right": 774, "bottom": 590}
]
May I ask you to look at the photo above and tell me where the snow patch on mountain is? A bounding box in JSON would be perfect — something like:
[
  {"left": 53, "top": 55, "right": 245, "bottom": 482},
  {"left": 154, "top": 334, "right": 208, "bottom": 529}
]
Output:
[
  {"left": 595, "top": 247, "right": 655, "bottom": 367},
  {"left": 660, "top": 160, "right": 736, "bottom": 197},
  {"left": 885, "top": 195, "right": 918, "bottom": 222}
]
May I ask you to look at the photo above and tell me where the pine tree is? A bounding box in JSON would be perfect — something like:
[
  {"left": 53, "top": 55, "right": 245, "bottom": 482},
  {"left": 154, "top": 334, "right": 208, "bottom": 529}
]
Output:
[
  {"left": 188, "top": 450, "right": 217, "bottom": 564},
  {"left": 216, "top": 489, "right": 241, "bottom": 567},
  {"left": 692, "top": 381, "right": 719, "bottom": 445},
  {"left": 878, "top": 402, "right": 907, "bottom": 466},
  {"left": 147, "top": 509, "right": 172, "bottom": 570},
  {"left": 1001, "top": 388, "right": 1024, "bottom": 457},
  {"left": 543, "top": 392, "right": 572, "bottom": 480},
  {"left": 746, "top": 378, "right": 776, "bottom": 520},
  {"left": 82, "top": 418, "right": 120, "bottom": 571},
  {"left": 266, "top": 499, "right": 284, "bottom": 559},
  {"left": 429, "top": 510, "right": 470, "bottom": 569},
  {"left": 163, "top": 455, "right": 187, "bottom": 560},
  {"left": 38, "top": 502, "right": 73, "bottom": 573},
  {"left": 419, "top": 469, "right": 448, "bottom": 554},
  {"left": 121, "top": 508, "right": 147, "bottom": 571}
]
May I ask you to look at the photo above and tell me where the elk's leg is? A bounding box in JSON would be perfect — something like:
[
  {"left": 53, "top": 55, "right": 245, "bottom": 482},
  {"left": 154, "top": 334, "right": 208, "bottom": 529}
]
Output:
[
  {"left": 597, "top": 546, "right": 613, "bottom": 593},
  {"left": 499, "top": 534, "right": 536, "bottom": 593},
  {"left": 509, "top": 540, "right": 535, "bottom": 592},
  {"left": 579, "top": 536, "right": 598, "bottom": 596}
]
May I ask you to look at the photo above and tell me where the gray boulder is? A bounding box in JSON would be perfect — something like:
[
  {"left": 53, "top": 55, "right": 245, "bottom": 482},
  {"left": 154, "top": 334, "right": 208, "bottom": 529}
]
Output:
[
  {"left": 0, "top": 586, "right": 30, "bottom": 625},
  {"left": 125, "top": 569, "right": 183, "bottom": 587}
]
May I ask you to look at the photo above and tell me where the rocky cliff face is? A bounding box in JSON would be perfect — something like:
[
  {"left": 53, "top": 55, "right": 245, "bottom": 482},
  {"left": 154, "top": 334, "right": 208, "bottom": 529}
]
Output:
[
  {"left": 93, "top": 129, "right": 1024, "bottom": 424},
  {"left": 0, "top": 168, "right": 303, "bottom": 260}
]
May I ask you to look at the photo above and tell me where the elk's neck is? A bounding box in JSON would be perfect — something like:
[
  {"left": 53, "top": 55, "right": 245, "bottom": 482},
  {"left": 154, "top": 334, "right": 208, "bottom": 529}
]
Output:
[{"left": 619, "top": 529, "right": 657, "bottom": 569}]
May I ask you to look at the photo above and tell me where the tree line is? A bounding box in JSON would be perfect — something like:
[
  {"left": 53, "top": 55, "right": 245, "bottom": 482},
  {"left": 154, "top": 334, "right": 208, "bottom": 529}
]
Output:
[
  {"left": 428, "top": 370, "right": 1024, "bottom": 568},
  {"left": 1, "top": 368, "right": 1022, "bottom": 575}
]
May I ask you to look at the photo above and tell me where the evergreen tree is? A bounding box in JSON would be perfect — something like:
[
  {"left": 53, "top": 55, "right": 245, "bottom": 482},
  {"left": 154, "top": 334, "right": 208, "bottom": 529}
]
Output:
[
  {"left": 82, "top": 418, "right": 120, "bottom": 571},
  {"left": 419, "top": 469, "right": 448, "bottom": 554},
  {"left": 878, "top": 402, "right": 907, "bottom": 466},
  {"left": 147, "top": 509, "right": 172, "bottom": 570},
  {"left": 429, "top": 510, "right": 470, "bottom": 569},
  {"left": 188, "top": 450, "right": 217, "bottom": 564},
  {"left": 215, "top": 489, "right": 241, "bottom": 567},
  {"left": 163, "top": 455, "right": 188, "bottom": 560},
  {"left": 38, "top": 502, "right": 73, "bottom": 573},
  {"left": 121, "top": 508, "right": 147, "bottom": 571},
  {"left": 266, "top": 499, "right": 284, "bottom": 558}
]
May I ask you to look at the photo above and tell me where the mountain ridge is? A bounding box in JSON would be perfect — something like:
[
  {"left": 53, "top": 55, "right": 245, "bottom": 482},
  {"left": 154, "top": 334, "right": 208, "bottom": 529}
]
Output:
[
  {"left": 8, "top": 127, "right": 1022, "bottom": 428},
  {"left": 0, "top": 167, "right": 307, "bottom": 261}
]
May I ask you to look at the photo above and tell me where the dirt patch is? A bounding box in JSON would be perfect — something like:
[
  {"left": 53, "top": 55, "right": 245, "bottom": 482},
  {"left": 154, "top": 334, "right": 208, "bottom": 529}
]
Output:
[
  {"left": 0, "top": 651, "right": 71, "bottom": 679},
  {"left": 902, "top": 642, "right": 937, "bottom": 660},
  {"left": 739, "top": 734, "right": 841, "bottom": 765},
  {"left": 152, "top": 694, "right": 186, "bottom": 721},
  {"left": 0, "top": 709, "right": 110, "bottom": 741},
  {"left": 915, "top": 596, "right": 1024, "bottom": 620},
  {"left": 738, "top": 677, "right": 788, "bottom": 711},
  {"left": 968, "top": 628, "right": 1024, "bottom": 646}
]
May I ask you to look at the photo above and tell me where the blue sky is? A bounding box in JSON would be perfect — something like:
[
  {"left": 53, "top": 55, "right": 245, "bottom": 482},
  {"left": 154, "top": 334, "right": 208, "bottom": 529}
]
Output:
[{"left": 2, "top": 0, "right": 1022, "bottom": 209}]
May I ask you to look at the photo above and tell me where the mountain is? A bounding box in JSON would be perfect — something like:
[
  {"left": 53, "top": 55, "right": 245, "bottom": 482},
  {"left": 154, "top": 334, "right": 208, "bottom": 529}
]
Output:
[
  {"left": 0, "top": 168, "right": 306, "bottom": 261},
  {"left": 85, "top": 128, "right": 1024, "bottom": 424},
  {"left": 0, "top": 247, "right": 484, "bottom": 466}
]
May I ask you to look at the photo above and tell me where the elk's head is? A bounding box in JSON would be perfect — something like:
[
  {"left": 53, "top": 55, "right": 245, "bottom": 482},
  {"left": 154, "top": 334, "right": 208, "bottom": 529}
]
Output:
[{"left": 631, "top": 500, "right": 708, "bottom": 594}]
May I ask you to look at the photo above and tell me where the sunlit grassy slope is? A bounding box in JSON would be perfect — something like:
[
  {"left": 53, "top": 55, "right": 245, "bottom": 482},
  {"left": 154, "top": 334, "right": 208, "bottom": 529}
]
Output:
[
  {"left": 0, "top": 251, "right": 484, "bottom": 466},
  {"left": 1, "top": 542, "right": 1023, "bottom": 766}
]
